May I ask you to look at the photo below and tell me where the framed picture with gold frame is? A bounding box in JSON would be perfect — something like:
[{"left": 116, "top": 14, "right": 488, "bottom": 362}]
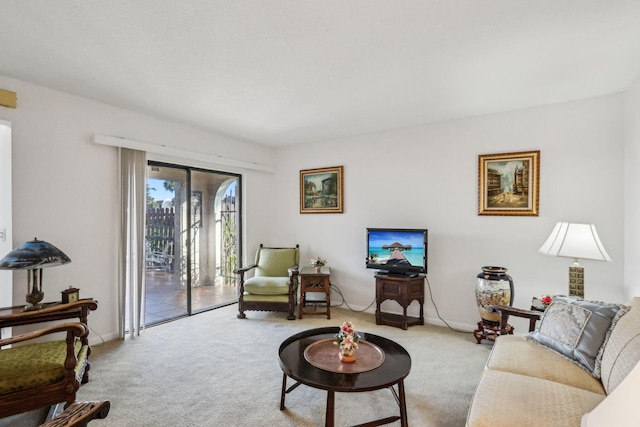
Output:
[
  {"left": 478, "top": 150, "right": 540, "bottom": 216},
  {"left": 300, "top": 166, "right": 344, "bottom": 214}
]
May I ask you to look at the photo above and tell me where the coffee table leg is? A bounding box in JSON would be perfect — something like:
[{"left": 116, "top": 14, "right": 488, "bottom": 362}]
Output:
[
  {"left": 325, "top": 390, "right": 335, "bottom": 427},
  {"left": 398, "top": 379, "right": 408, "bottom": 427},
  {"left": 280, "top": 373, "right": 287, "bottom": 410}
]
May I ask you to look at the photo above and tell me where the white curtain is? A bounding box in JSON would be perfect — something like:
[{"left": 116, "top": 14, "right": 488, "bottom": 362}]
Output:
[{"left": 118, "top": 148, "right": 147, "bottom": 338}]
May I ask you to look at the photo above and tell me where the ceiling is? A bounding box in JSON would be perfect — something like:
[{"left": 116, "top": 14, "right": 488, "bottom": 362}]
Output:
[{"left": 2, "top": 1, "right": 640, "bottom": 148}]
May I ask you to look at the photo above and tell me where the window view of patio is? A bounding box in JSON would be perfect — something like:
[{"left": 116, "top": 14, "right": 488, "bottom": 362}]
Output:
[{"left": 144, "top": 163, "right": 240, "bottom": 326}]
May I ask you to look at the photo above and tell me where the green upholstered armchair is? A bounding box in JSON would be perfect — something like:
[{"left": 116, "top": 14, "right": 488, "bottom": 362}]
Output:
[
  {"left": 0, "top": 322, "right": 90, "bottom": 418},
  {"left": 235, "top": 244, "right": 300, "bottom": 320}
]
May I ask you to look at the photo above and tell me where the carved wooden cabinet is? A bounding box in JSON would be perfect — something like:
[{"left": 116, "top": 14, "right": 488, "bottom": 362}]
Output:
[{"left": 375, "top": 274, "right": 424, "bottom": 330}]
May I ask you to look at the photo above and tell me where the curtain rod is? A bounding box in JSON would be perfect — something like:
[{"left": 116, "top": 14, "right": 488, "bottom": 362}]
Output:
[{"left": 93, "top": 134, "right": 275, "bottom": 173}]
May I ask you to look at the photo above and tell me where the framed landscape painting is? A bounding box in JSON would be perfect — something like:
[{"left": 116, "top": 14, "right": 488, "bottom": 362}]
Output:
[
  {"left": 478, "top": 150, "right": 540, "bottom": 216},
  {"left": 300, "top": 165, "right": 344, "bottom": 214}
]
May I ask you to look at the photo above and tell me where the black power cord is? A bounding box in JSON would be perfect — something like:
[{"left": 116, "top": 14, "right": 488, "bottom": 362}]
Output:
[
  {"left": 328, "top": 276, "right": 472, "bottom": 334},
  {"left": 424, "top": 275, "right": 470, "bottom": 333},
  {"left": 329, "top": 282, "right": 377, "bottom": 312}
]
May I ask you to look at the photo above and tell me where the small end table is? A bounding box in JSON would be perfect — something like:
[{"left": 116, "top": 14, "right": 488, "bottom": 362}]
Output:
[
  {"left": 299, "top": 266, "right": 331, "bottom": 319},
  {"left": 375, "top": 273, "right": 425, "bottom": 329}
]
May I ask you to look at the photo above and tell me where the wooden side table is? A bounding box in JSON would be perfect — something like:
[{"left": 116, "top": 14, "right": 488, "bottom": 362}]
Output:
[
  {"left": 375, "top": 274, "right": 424, "bottom": 330},
  {"left": 0, "top": 298, "right": 98, "bottom": 343},
  {"left": 299, "top": 266, "right": 331, "bottom": 319}
]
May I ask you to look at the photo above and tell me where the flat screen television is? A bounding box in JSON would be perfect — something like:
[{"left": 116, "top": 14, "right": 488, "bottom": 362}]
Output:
[{"left": 366, "top": 228, "right": 428, "bottom": 275}]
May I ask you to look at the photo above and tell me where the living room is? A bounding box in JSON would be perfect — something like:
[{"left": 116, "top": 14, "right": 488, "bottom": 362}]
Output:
[{"left": 1, "top": 2, "right": 640, "bottom": 426}]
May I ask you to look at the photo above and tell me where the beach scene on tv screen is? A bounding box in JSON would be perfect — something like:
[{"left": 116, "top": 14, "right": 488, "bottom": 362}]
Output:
[{"left": 368, "top": 230, "right": 425, "bottom": 267}]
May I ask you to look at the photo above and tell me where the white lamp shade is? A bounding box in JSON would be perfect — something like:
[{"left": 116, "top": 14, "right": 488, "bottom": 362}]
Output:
[{"left": 538, "top": 222, "right": 611, "bottom": 262}]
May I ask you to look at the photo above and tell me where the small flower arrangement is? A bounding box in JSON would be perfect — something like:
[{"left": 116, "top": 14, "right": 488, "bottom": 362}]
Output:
[
  {"left": 334, "top": 321, "right": 360, "bottom": 352},
  {"left": 540, "top": 295, "right": 554, "bottom": 307},
  {"left": 310, "top": 256, "right": 327, "bottom": 267}
]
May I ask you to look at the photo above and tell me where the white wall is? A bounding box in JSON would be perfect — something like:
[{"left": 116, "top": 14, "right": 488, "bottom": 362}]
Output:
[
  {"left": 1, "top": 71, "right": 632, "bottom": 339},
  {"left": 0, "top": 74, "right": 275, "bottom": 342},
  {"left": 0, "top": 122, "right": 12, "bottom": 310},
  {"left": 273, "top": 94, "right": 626, "bottom": 331},
  {"left": 624, "top": 74, "right": 640, "bottom": 299}
]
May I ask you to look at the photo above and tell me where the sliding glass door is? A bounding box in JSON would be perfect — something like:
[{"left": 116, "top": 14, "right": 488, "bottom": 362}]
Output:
[{"left": 145, "top": 162, "right": 241, "bottom": 325}]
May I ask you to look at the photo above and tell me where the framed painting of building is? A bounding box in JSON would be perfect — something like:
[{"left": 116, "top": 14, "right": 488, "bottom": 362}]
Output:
[
  {"left": 300, "top": 166, "right": 344, "bottom": 214},
  {"left": 478, "top": 151, "right": 540, "bottom": 216}
]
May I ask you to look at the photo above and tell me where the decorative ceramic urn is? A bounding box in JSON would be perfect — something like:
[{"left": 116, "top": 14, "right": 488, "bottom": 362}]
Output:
[{"left": 475, "top": 266, "right": 514, "bottom": 326}]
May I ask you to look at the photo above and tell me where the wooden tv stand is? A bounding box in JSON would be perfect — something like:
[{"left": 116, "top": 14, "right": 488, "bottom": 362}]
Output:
[{"left": 375, "top": 273, "right": 425, "bottom": 330}]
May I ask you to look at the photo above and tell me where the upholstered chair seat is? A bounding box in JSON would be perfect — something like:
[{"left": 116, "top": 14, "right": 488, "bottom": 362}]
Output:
[
  {"left": 0, "top": 339, "right": 86, "bottom": 394},
  {"left": 0, "top": 322, "right": 90, "bottom": 418}
]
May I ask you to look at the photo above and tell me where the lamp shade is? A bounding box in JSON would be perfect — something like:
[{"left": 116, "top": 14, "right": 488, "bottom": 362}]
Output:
[
  {"left": 538, "top": 222, "right": 611, "bottom": 262},
  {"left": 0, "top": 238, "right": 71, "bottom": 270}
]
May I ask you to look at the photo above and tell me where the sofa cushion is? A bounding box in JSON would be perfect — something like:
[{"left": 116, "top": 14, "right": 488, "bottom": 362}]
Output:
[
  {"left": 486, "top": 335, "right": 605, "bottom": 394},
  {"left": 242, "top": 293, "right": 290, "bottom": 303},
  {"left": 600, "top": 297, "right": 640, "bottom": 394},
  {"left": 466, "top": 370, "right": 605, "bottom": 427},
  {"left": 243, "top": 276, "right": 292, "bottom": 295},
  {"left": 0, "top": 340, "right": 84, "bottom": 394},
  {"left": 525, "top": 296, "right": 627, "bottom": 377}
]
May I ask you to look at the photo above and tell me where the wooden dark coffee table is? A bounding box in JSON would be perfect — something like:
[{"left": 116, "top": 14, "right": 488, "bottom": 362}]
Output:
[{"left": 278, "top": 327, "right": 411, "bottom": 427}]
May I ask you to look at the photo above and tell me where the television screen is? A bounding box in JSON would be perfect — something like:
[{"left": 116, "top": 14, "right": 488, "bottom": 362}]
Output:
[{"left": 366, "top": 228, "right": 428, "bottom": 275}]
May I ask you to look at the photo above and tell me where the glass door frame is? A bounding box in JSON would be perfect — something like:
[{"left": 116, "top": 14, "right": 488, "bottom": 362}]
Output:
[{"left": 147, "top": 160, "right": 242, "bottom": 320}]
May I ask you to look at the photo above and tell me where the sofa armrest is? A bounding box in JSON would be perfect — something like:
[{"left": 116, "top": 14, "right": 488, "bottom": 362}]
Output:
[{"left": 489, "top": 305, "right": 541, "bottom": 334}]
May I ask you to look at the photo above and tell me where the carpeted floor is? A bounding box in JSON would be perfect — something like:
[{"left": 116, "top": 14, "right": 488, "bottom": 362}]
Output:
[{"left": 5, "top": 304, "right": 493, "bottom": 426}]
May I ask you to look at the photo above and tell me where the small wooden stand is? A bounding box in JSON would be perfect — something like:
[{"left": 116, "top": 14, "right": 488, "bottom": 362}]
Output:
[
  {"left": 375, "top": 273, "right": 425, "bottom": 330},
  {"left": 299, "top": 266, "right": 331, "bottom": 319},
  {"left": 473, "top": 321, "right": 513, "bottom": 344}
]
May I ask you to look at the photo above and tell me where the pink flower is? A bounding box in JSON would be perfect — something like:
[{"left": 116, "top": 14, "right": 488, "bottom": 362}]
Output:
[
  {"left": 340, "top": 335, "right": 358, "bottom": 350},
  {"left": 540, "top": 295, "right": 553, "bottom": 305},
  {"left": 341, "top": 321, "right": 355, "bottom": 335}
]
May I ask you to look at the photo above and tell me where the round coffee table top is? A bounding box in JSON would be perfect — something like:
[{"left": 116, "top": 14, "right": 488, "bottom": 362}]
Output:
[{"left": 278, "top": 327, "right": 411, "bottom": 392}]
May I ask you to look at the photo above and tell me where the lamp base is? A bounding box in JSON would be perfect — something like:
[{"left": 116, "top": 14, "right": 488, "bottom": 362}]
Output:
[
  {"left": 22, "top": 304, "right": 44, "bottom": 312},
  {"left": 569, "top": 264, "right": 585, "bottom": 298}
]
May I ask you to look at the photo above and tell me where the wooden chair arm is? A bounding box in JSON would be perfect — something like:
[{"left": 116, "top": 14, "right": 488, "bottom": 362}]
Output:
[
  {"left": 0, "top": 321, "right": 88, "bottom": 348},
  {"left": 288, "top": 266, "right": 299, "bottom": 277},
  {"left": 40, "top": 401, "right": 110, "bottom": 427},
  {"left": 234, "top": 264, "right": 257, "bottom": 275},
  {"left": 490, "top": 305, "right": 541, "bottom": 333}
]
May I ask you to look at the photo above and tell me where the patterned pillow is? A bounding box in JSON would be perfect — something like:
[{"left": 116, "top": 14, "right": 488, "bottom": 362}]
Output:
[{"left": 526, "top": 296, "right": 628, "bottom": 378}]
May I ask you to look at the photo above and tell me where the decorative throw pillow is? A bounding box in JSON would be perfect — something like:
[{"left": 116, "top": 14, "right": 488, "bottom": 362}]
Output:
[{"left": 525, "top": 296, "right": 628, "bottom": 378}]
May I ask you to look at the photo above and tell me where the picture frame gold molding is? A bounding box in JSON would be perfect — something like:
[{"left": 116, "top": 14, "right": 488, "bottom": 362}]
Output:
[
  {"left": 300, "top": 165, "right": 344, "bottom": 214},
  {"left": 478, "top": 150, "right": 540, "bottom": 216}
]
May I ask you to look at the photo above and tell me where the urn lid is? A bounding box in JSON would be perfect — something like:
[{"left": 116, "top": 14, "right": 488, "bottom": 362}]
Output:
[{"left": 481, "top": 266, "right": 508, "bottom": 274}]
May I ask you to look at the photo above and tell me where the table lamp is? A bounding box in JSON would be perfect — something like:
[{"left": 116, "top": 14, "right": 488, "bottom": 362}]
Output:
[
  {"left": 0, "top": 238, "right": 71, "bottom": 310},
  {"left": 538, "top": 222, "right": 610, "bottom": 298}
]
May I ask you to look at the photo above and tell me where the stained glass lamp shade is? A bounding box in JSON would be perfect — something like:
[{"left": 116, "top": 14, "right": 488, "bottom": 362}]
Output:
[{"left": 0, "top": 238, "right": 71, "bottom": 310}]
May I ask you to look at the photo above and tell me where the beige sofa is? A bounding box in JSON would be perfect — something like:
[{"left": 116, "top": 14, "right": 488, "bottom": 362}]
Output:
[{"left": 466, "top": 297, "right": 640, "bottom": 427}]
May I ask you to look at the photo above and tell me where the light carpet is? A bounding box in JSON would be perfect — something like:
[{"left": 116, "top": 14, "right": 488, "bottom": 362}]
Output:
[{"left": 8, "top": 304, "right": 493, "bottom": 426}]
